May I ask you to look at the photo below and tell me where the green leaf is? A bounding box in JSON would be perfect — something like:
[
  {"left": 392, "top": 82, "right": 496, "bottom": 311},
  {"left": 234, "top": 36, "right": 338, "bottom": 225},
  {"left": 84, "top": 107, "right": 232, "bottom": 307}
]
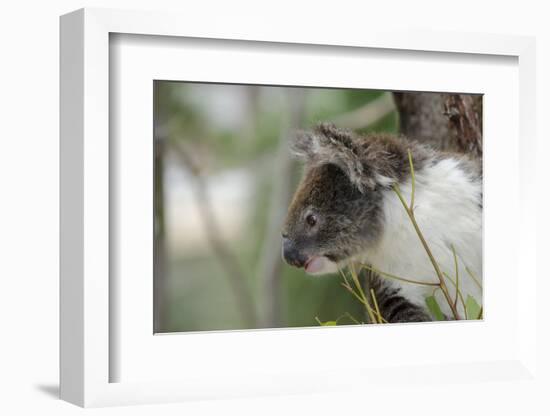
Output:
[
  {"left": 465, "top": 296, "right": 482, "bottom": 320},
  {"left": 425, "top": 296, "right": 445, "bottom": 321},
  {"left": 315, "top": 317, "right": 337, "bottom": 326}
]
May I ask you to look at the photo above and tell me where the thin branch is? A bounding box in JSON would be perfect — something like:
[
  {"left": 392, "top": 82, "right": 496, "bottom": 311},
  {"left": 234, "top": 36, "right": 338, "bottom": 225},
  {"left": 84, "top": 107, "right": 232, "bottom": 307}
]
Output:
[
  {"left": 340, "top": 282, "right": 378, "bottom": 323},
  {"left": 407, "top": 150, "right": 416, "bottom": 211},
  {"left": 392, "top": 184, "right": 460, "bottom": 320},
  {"left": 442, "top": 272, "right": 467, "bottom": 318},
  {"left": 349, "top": 263, "right": 368, "bottom": 304},
  {"left": 359, "top": 263, "right": 439, "bottom": 287},
  {"left": 338, "top": 266, "right": 351, "bottom": 288},
  {"left": 370, "top": 289, "right": 383, "bottom": 324},
  {"left": 344, "top": 312, "right": 363, "bottom": 325},
  {"left": 340, "top": 267, "right": 387, "bottom": 324},
  {"left": 451, "top": 244, "right": 459, "bottom": 309},
  {"left": 170, "top": 141, "right": 258, "bottom": 327},
  {"left": 465, "top": 266, "right": 483, "bottom": 290}
]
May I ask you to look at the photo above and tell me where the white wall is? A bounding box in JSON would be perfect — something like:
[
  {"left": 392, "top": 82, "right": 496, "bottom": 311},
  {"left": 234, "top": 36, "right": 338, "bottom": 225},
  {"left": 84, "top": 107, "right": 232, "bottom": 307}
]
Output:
[{"left": 1, "top": 0, "right": 548, "bottom": 414}]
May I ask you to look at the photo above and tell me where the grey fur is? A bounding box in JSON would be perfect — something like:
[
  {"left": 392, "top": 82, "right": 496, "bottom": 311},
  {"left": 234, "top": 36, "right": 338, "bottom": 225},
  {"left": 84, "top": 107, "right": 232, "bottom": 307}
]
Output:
[
  {"left": 291, "top": 122, "right": 433, "bottom": 193},
  {"left": 282, "top": 123, "right": 454, "bottom": 323},
  {"left": 362, "top": 270, "right": 432, "bottom": 323},
  {"left": 283, "top": 123, "right": 429, "bottom": 265}
]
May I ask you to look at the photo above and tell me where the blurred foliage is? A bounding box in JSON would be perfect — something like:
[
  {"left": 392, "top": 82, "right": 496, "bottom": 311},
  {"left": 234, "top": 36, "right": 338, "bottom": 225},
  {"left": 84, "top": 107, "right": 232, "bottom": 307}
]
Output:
[{"left": 155, "top": 81, "right": 398, "bottom": 332}]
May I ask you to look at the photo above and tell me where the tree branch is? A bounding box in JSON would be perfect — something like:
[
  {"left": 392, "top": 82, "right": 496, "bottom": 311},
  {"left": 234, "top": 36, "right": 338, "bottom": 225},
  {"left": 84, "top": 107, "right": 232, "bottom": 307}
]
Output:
[
  {"left": 256, "top": 88, "right": 307, "bottom": 327},
  {"left": 170, "top": 141, "right": 258, "bottom": 328}
]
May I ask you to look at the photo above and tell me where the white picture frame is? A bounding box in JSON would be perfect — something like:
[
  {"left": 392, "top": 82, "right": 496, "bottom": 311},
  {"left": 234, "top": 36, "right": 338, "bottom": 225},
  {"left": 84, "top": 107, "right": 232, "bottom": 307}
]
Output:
[{"left": 60, "top": 7, "right": 538, "bottom": 408}]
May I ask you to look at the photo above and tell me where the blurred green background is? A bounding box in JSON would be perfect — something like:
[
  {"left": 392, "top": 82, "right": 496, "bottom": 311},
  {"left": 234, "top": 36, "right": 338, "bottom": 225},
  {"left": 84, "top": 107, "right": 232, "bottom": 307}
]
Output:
[{"left": 153, "top": 81, "right": 398, "bottom": 333}]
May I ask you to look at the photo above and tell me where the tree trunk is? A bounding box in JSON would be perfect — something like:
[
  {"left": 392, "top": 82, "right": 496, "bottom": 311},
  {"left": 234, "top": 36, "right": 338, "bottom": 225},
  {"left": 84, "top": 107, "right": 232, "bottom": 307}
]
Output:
[
  {"left": 443, "top": 94, "right": 483, "bottom": 158},
  {"left": 393, "top": 92, "right": 482, "bottom": 158}
]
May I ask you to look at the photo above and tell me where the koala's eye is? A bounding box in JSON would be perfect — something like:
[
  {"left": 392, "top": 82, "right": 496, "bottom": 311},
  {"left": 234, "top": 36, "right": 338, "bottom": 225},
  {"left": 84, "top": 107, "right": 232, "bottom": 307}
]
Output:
[{"left": 306, "top": 214, "right": 318, "bottom": 227}]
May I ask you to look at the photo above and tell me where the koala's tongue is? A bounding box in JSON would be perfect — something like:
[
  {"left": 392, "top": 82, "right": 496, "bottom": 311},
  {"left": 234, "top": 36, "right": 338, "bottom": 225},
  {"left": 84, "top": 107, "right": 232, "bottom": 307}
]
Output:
[{"left": 304, "top": 256, "right": 329, "bottom": 275}]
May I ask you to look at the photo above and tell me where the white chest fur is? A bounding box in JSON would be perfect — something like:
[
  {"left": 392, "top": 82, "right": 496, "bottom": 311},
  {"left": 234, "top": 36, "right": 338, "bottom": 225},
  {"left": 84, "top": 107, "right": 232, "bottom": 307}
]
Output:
[{"left": 363, "top": 157, "right": 483, "bottom": 319}]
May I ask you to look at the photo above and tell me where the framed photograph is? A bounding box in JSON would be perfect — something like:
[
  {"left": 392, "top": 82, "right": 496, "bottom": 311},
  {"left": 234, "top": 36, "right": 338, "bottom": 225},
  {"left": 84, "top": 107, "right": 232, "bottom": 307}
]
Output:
[{"left": 60, "top": 8, "right": 538, "bottom": 408}]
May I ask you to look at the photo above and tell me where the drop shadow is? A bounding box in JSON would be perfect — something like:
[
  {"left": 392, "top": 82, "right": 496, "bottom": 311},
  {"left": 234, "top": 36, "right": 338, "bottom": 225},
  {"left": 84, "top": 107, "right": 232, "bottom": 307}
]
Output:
[{"left": 35, "top": 384, "right": 59, "bottom": 399}]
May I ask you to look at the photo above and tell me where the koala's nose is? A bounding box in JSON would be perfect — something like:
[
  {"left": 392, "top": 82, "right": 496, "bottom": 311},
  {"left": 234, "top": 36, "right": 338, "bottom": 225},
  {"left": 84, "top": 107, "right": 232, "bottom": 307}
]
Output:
[{"left": 282, "top": 237, "right": 307, "bottom": 268}]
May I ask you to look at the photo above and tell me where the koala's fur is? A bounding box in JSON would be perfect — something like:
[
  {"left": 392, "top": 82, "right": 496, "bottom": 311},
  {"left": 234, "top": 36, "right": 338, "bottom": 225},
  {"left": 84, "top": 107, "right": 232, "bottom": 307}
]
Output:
[{"left": 282, "top": 123, "right": 482, "bottom": 321}]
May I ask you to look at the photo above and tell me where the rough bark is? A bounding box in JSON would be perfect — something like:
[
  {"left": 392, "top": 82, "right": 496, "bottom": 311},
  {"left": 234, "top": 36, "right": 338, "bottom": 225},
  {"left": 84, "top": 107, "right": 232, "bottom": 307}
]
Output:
[
  {"left": 393, "top": 92, "right": 482, "bottom": 158},
  {"left": 443, "top": 94, "right": 483, "bottom": 158}
]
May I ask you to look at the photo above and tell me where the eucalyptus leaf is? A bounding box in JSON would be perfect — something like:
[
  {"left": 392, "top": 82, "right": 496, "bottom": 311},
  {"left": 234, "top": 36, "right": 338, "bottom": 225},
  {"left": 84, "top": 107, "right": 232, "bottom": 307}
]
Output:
[
  {"left": 425, "top": 296, "right": 445, "bottom": 321},
  {"left": 315, "top": 317, "right": 338, "bottom": 326},
  {"left": 465, "top": 295, "right": 482, "bottom": 320}
]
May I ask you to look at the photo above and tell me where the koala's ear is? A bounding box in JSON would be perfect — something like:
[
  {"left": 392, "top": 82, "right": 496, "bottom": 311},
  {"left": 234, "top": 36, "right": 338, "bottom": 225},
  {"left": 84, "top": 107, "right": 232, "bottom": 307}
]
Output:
[
  {"left": 290, "top": 129, "right": 319, "bottom": 161},
  {"left": 291, "top": 122, "right": 376, "bottom": 193}
]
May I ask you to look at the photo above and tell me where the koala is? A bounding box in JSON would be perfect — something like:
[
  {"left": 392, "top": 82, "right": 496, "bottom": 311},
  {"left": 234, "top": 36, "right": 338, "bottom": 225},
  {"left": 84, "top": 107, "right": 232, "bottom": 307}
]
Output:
[{"left": 281, "top": 123, "right": 482, "bottom": 322}]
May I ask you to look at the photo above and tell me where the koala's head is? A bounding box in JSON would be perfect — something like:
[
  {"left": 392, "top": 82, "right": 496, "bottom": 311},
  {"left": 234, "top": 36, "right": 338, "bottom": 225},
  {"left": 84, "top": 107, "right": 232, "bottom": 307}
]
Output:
[{"left": 281, "top": 123, "right": 415, "bottom": 275}]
